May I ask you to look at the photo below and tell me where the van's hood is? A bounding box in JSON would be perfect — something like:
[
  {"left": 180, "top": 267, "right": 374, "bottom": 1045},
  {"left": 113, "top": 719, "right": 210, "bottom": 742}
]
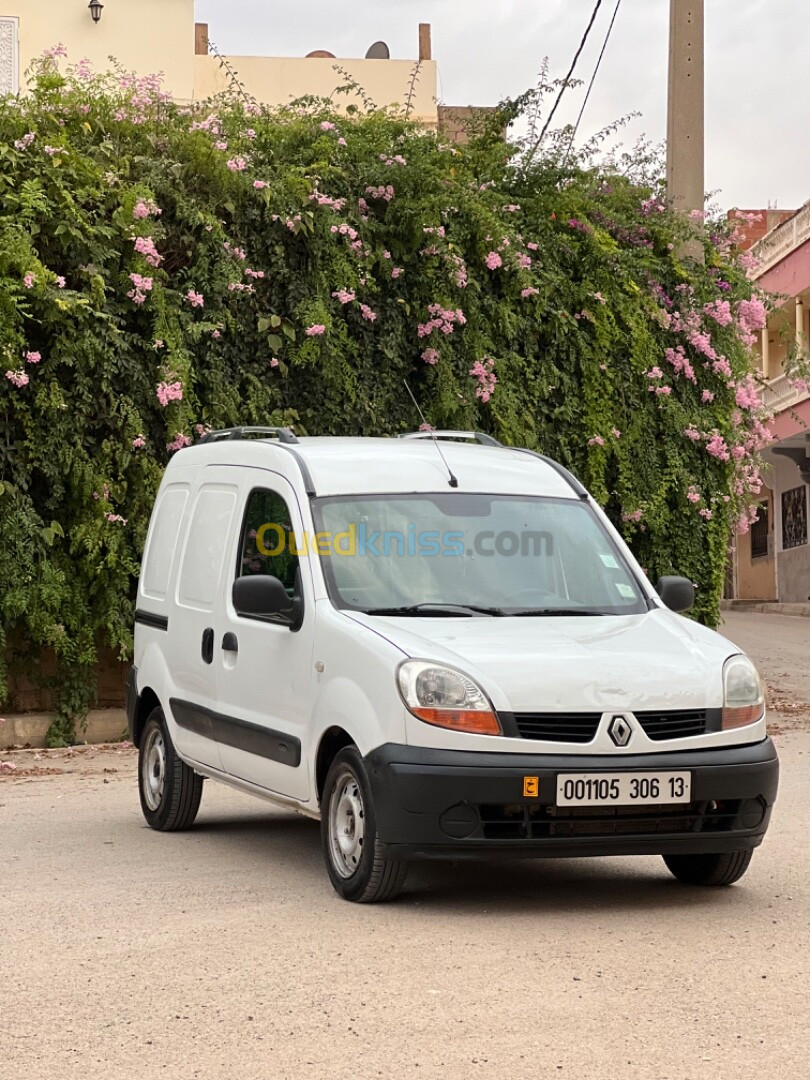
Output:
[{"left": 345, "top": 608, "right": 740, "bottom": 713}]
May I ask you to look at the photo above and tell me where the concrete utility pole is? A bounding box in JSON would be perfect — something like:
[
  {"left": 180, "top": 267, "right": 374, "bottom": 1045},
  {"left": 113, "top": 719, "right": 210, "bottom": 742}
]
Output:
[{"left": 666, "top": 0, "right": 705, "bottom": 260}]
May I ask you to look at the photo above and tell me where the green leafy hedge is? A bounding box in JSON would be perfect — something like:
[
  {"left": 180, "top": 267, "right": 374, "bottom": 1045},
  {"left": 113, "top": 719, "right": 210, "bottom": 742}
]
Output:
[{"left": 0, "top": 55, "right": 770, "bottom": 734}]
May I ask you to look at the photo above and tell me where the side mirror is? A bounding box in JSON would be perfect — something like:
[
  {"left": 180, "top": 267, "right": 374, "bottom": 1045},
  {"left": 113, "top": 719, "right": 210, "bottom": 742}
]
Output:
[
  {"left": 232, "top": 575, "right": 293, "bottom": 617},
  {"left": 656, "top": 576, "right": 695, "bottom": 613}
]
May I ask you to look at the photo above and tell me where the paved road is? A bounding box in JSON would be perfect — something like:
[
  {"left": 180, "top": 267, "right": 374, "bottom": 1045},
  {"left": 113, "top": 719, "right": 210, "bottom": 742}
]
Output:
[
  {"left": 720, "top": 609, "right": 810, "bottom": 710},
  {"left": 1, "top": 728, "right": 808, "bottom": 1080}
]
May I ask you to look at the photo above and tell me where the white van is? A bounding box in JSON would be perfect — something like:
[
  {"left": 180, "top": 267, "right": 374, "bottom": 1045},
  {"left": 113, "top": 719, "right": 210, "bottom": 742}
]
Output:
[{"left": 127, "top": 428, "right": 778, "bottom": 902}]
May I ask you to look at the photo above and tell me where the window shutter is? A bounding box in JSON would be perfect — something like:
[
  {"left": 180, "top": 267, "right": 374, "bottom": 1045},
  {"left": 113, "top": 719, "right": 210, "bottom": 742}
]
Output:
[{"left": 0, "top": 18, "right": 19, "bottom": 97}]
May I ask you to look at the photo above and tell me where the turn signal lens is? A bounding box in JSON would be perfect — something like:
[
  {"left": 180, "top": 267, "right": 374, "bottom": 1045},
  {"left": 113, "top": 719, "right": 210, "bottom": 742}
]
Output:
[
  {"left": 398, "top": 661, "right": 501, "bottom": 736},
  {"left": 409, "top": 706, "right": 501, "bottom": 735},
  {"left": 722, "top": 704, "right": 765, "bottom": 730},
  {"left": 722, "top": 654, "right": 764, "bottom": 731}
]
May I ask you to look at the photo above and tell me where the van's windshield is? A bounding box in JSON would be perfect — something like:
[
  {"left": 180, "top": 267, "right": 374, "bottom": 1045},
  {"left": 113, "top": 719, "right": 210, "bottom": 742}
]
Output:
[{"left": 311, "top": 494, "right": 649, "bottom": 617}]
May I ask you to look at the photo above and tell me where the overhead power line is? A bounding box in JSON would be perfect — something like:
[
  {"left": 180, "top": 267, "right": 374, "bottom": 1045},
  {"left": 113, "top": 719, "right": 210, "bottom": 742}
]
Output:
[
  {"left": 536, "top": 0, "right": 604, "bottom": 146},
  {"left": 563, "top": 0, "right": 623, "bottom": 166}
]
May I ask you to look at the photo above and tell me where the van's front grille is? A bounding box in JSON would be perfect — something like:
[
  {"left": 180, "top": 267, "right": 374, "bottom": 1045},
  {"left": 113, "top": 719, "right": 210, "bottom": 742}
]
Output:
[
  {"left": 477, "top": 800, "right": 751, "bottom": 840},
  {"left": 634, "top": 709, "right": 708, "bottom": 741},
  {"left": 513, "top": 713, "right": 602, "bottom": 743},
  {"left": 512, "top": 709, "right": 710, "bottom": 743}
]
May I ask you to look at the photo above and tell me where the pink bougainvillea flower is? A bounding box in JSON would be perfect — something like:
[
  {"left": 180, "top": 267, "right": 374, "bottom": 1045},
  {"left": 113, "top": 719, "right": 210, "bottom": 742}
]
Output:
[
  {"left": 185, "top": 290, "right": 204, "bottom": 308},
  {"left": 391, "top": 267, "right": 404, "bottom": 279},
  {"left": 331, "top": 290, "right": 356, "bottom": 305},
  {"left": 5, "top": 369, "right": 29, "bottom": 387},
  {"left": 127, "top": 273, "right": 153, "bottom": 304},
  {"left": 305, "top": 324, "right": 326, "bottom": 336},
  {"left": 270, "top": 358, "right": 280, "bottom": 368},
  {"left": 253, "top": 180, "right": 268, "bottom": 189},
  {"left": 134, "top": 235, "right": 162, "bottom": 267},
  {"left": 320, "top": 121, "right": 336, "bottom": 131},
  {"left": 337, "top": 137, "right": 347, "bottom": 147},
  {"left": 226, "top": 156, "right": 247, "bottom": 172},
  {"left": 485, "top": 251, "right": 502, "bottom": 270},
  {"left": 55, "top": 275, "right": 66, "bottom": 288},
  {"left": 23, "top": 272, "right": 36, "bottom": 288},
  {"left": 701, "top": 389, "right": 715, "bottom": 402},
  {"left": 156, "top": 381, "right": 183, "bottom": 406},
  {"left": 214, "top": 140, "right": 228, "bottom": 151},
  {"left": 132, "top": 436, "right": 146, "bottom": 449},
  {"left": 25, "top": 351, "right": 41, "bottom": 364},
  {"left": 421, "top": 348, "right": 439, "bottom": 365},
  {"left": 469, "top": 358, "right": 497, "bottom": 402},
  {"left": 359, "top": 304, "right": 377, "bottom": 322},
  {"left": 588, "top": 436, "right": 606, "bottom": 447},
  {"left": 167, "top": 433, "right": 192, "bottom": 452},
  {"left": 520, "top": 287, "right": 539, "bottom": 298}
]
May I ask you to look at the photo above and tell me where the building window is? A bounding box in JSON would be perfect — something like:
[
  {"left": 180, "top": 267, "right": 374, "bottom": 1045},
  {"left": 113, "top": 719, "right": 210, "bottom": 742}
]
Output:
[
  {"left": 750, "top": 501, "right": 769, "bottom": 559},
  {"left": 782, "top": 486, "right": 808, "bottom": 550},
  {"left": 0, "top": 17, "right": 19, "bottom": 96}
]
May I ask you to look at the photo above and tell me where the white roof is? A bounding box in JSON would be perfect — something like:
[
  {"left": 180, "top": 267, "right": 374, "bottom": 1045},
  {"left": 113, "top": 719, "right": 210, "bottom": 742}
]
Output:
[{"left": 175, "top": 435, "right": 580, "bottom": 500}]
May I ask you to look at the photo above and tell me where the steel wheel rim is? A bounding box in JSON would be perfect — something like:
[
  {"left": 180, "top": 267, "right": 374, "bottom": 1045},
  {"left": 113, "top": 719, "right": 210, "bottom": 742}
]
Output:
[
  {"left": 328, "top": 769, "right": 366, "bottom": 879},
  {"left": 141, "top": 727, "right": 166, "bottom": 812}
]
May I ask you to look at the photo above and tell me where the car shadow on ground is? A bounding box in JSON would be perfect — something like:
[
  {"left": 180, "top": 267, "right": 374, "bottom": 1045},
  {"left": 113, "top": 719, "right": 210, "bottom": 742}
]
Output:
[{"left": 177, "top": 806, "right": 757, "bottom": 915}]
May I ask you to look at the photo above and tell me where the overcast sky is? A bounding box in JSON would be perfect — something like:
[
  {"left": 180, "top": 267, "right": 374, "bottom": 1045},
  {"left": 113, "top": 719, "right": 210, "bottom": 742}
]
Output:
[{"left": 195, "top": 0, "right": 808, "bottom": 212}]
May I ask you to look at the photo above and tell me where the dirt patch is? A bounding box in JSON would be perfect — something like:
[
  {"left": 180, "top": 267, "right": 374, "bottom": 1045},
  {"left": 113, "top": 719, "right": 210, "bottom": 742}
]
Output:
[{"left": 0, "top": 742, "right": 137, "bottom": 781}]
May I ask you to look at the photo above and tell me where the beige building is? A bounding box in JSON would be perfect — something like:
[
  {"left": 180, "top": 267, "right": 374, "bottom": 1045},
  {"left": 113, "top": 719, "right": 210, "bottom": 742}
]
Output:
[{"left": 0, "top": 0, "right": 439, "bottom": 126}]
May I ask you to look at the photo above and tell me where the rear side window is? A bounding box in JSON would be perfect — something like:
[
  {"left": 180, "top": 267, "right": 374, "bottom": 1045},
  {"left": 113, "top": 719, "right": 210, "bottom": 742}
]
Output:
[
  {"left": 141, "top": 485, "right": 189, "bottom": 599},
  {"left": 238, "top": 488, "right": 300, "bottom": 595},
  {"left": 177, "top": 485, "right": 238, "bottom": 608}
]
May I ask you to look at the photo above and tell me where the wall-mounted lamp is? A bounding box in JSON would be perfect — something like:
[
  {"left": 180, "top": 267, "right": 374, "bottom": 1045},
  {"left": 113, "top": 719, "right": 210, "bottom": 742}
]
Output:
[{"left": 88, "top": 0, "right": 104, "bottom": 23}]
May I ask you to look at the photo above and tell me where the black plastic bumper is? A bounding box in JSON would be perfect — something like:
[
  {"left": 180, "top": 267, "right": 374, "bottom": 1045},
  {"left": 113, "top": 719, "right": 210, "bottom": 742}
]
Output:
[{"left": 365, "top": 739, "right": 779, "bottom": 861}]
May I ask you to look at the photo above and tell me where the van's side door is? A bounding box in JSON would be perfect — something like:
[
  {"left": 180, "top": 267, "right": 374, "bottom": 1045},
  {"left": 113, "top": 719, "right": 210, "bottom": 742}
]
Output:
[
  {"left": 167, "top": 475, "right": 242, "bottom": 772},
  {"left": 214, "top": 478, "right": 314, "bottom": 801}
]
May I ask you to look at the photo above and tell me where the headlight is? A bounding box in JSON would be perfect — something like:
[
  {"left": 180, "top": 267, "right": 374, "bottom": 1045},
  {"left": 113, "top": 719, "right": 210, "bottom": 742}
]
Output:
[
  {"left": 397, "top": 660, "right": 501, "bottom": 736},
  {"left": 722, "top": 654, "right": 765, "bottom": 730}
]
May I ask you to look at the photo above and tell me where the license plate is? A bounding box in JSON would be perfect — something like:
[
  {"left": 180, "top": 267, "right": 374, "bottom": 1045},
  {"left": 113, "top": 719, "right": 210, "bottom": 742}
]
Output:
[{"left": 556, "top": 771, "right": 691, "bottom": 807}]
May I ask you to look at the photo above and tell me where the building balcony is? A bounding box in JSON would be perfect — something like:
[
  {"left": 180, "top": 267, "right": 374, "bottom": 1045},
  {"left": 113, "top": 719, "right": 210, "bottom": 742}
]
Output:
[{"left": 762, "top": 372, "right": 810, "bottom": 415}]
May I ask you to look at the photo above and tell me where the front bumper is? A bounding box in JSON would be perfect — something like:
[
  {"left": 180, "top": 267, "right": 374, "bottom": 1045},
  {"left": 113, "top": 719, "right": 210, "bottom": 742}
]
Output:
[{"left": 365, "top": 739, "right": 779, "bottom": 861}]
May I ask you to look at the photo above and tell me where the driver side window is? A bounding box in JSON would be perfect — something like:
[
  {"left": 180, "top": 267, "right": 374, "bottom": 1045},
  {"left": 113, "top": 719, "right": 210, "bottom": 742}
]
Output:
[{"left": 238, "top": 488, "right": 300, "bottom": 595}]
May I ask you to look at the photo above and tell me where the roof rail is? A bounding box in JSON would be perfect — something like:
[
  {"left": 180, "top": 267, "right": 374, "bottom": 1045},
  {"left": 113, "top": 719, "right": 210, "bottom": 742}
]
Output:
[
  {"left": 512, "top": 448, "right": 589, "bottom": 501},
  {"left": 199, "top": 426, "right": 299, "bottom": 445},
  {"left": 398, "top": 430, "right": 503, "bottom": 447}
]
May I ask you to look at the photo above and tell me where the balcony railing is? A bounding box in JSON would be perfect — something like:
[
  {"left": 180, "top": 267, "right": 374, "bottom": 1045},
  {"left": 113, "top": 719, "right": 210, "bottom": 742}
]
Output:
[
  {"left": 762, "top": 372, "right": 810, "bottom": 414},
  {"left": 753, "top": 202, "right": 810, "bottom": 276}
]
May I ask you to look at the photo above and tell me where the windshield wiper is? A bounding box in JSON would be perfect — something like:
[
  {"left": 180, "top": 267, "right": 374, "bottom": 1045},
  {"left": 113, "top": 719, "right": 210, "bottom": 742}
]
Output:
[
  {"left": 508, "top": 607, "right": 610, "bottom": 617},
  {"left": 361, "top": 603, "right": 504, "bottom": 617}
]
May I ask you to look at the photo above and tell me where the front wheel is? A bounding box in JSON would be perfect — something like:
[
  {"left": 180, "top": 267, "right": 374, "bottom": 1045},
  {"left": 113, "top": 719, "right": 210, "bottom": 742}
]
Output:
[
  {"left": 321, "top": 747, "right": 408, "bottom": 903},
  {"left": 138, "top": 707, "right": 203, "bottom": 831},
  {"left": 663, "top": 850, "right": 753, "bottom": 886}
]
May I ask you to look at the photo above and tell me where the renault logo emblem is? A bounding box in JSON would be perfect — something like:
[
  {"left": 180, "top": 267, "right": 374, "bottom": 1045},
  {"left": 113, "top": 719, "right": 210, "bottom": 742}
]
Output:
[{"left": 608, "top": 715, "right": 632, "bottom": 747}]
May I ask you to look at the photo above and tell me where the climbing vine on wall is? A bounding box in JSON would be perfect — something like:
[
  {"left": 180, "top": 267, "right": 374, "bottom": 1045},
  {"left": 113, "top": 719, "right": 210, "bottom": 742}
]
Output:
[{"left": 0, "top": 50, "right": 771, "bottom": 736}]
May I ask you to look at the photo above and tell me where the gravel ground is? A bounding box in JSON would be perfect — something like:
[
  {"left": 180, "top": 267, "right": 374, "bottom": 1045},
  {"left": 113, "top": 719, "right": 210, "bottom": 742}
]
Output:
[{"left": 1, "top": 610, "right": 808, "bottom": 1079}]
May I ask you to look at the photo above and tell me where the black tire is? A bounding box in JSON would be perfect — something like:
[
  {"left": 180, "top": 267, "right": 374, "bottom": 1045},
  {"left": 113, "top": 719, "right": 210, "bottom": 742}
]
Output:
[
  {"left": 138, "top": 707, "right": 203, "bottom": 831},
  {"left": 320, "top": 746, "right": 408, "bottom": 903},
  {"left": 663, "top": 850, "right": 753, "bottom": 886}
]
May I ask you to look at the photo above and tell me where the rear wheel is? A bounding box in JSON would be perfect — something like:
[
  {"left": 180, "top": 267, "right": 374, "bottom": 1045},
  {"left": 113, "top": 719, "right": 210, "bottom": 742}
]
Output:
[
  {"left": 321, "top": 746, "right": 408, "bottom": 903},
  {"left": 663, "top": 850, "right": 753, "bottom": 886},
  {"left": 138, "top": 707, "right": 203, "bottom": 831}
]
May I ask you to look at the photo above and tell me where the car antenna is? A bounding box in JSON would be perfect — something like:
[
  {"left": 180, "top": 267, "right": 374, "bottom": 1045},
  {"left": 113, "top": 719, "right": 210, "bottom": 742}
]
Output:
[{"left": 403, "top": 380, "right": 458, "bottom": 488}]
